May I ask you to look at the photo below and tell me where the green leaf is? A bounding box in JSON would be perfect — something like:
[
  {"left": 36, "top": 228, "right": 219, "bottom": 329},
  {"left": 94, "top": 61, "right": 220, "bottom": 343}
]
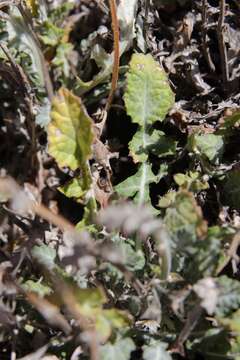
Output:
[
  {"left": 7, "top": 9, "right": 45, "bottom": 88},
  {"left": 174, "top": 171, "right": 209, "bottom": 192},
  {"left": 115, "top": 238, "right": 145, "bottom": 271},
  {"left": 219, "top": 310, "right": 240, "bottom": 359},
  {"left": 158, "top": 191, "right": 176, "bottom": 208},
  {"left": 73, "top": 287, "right": 131, "bottom": 341},
  {"left": 59, "top": 178, "right": 85, "bottom": 201},
  {"left": 76, "top": 1, "right": 138, "bottom": 96},
  {"left": 217, "top": 109, "right": 240, "bottom": 135},
  {"left": 215, "top": 276, "right": 240, "bottom": 318},
  {"left": 25, "top": 0, "right": 38, "bottom": 17},
  {"left": 188, "top": 133, "right": 224, "bottom": 164},
  {"left": 162, "top": 190, "right": 223, "bottom": 279},
  {"left": 115, "top": 163, "right": 167, "bottom": 204},
  {"left": 129, "top": 129, "right": 176, "bottom": 163},
  {"left": 52, "top": 43, "right": 73, "bottom": 79},
  {"left": 35, "top": 98, "right": 51, "bottom": 128},
  {"left": 100, "top": 338, "right": 136, "bottom": 360},
  {"left": 222, "top": 169, "right": 240, "bottom": 210},
  {"left": 102, "top": 309, "right": 132, "bottom": 329},
  {"left": 220, "top": 309, "right": 240, "bottom": 332},
  {"left": 143, "top": 341, "right": 172, "bottom": 360},
  {"left": 31, "top": 244, "right": 56, "bottom": 270},
  {"left": 40, "top": 21, "right": 64, "bottom": 47},
  {"left": 164, "top": 190, "right": 207, "bottom": 247},
  {"left": 23, "top": 280, "right": 52, "bottom": 297},
  {"left": 97, "top": 309, "right": 132, "bottom": 339},
  {"left": 117, "top": 53, "right": 173, "bottom": 205},
  {"left": 48, "top": 88, "right": 94, "bottom": 171},
  {"left": 125, "top": 53, "right": 174, "bottom": 125},
  {"left": 74, "top": 287, "right": 106, "bottom": 317},
  {"left": 76, "top": 44, "right": 113, "bottom": 95},
  {"left": 75, "top": 200, "right": 97, "bottom": 233}
]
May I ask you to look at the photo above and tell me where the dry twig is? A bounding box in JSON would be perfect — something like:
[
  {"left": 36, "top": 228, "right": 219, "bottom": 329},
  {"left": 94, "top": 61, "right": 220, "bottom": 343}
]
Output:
[
  {"left": 217, "top": 0, "right": 229, "bottom": 89},
  {"left": 105, "top": 0, "right": 120, "bottom": 114},
  {"left": 201, "top": 0, "right": 215, "bottom": 72}
]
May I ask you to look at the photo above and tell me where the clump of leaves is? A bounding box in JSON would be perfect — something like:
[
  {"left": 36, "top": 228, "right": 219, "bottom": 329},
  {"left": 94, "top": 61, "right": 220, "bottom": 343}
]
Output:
[{"left": 1, "top": 1, "right": 240, "bottom": 359}]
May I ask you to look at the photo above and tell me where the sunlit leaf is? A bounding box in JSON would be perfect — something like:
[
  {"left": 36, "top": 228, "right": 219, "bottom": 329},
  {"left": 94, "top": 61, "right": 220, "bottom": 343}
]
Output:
[
  {"left": 96, "top": 309, "right": 132, "bottom": 341},
  {"left": 40, "top": 21, "right": 64, "bottom": 47},
  {"left": 188, "top": 133, "right": 224, "bottom": 164},
  {"left": 74, "top": 287, "right": 106, "bottom": 317},
  {"left": 73, "top": 287, "right": 132, "bottom": 341},
  {"left": 217, "top": 109, "right": 240, "bottom": 135},
  {"left": 174, "top": 171, "right": 209, "bottom": 192},
  {"left": 52, "top": 43, "right": 74, "bottom": 79},
  {"left": 59, "top": 178, "right": 85, "bottom": 201},
  {"left": 103, "top": 308, "right": 132, "bottom": 329},
  {"left": 8, "top": 9, "right": 45, "bottom": 87},
  {"left": 158, "top": 191, "right": 176, "bottom": 208},
  {"left": 125, "top": 53, "right": 174, "bottom": 126},
  {"left": 76, "top": 44, "right": 113, "bottom": 95},
  {"left": 32, "top": 244, "right": 56, "bottom": 270},
  {"left": 100, "top": 338, "right": 136, "bottom": 360},
  {"left": 23, "top": 280, "right": 52, "bottom": 297},
  {"left": 48, "top": 88, "right": 94, "bottom": 171},
  {"left": 220, "top": 309, "right": 240, "bottom": 332},
  {"left": 143, "top": 341, "right": 172, "bottom": 360},
  {"left": 25, "top": 0, "right": 38, "bottom": 16}
]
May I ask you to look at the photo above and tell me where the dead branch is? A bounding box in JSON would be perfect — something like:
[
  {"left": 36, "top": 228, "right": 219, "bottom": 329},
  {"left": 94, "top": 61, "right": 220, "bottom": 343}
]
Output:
[
  {"left": 217, "top": 0, "right": 229, "bottom": 89},
  {"left": 201, "top": 0, "right": 215, "bottom": 72}
]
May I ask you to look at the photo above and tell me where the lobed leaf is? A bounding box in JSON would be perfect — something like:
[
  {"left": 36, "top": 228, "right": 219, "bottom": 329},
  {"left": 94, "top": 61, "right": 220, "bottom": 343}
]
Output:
[
  {"left": 115, "top": 163, "right": 167, "bottom": 204},
  {"left": 129, "top": 129, "right": 176, "bottom": 163},
  {"left": 164, "top": 190, "right": 207, "bottom": 246},
  {"left": 32, "top": 244, "right": 56, "bottom": 270},
  {"left": 188, "top": 133, "right": 224, "bottom": 164}
]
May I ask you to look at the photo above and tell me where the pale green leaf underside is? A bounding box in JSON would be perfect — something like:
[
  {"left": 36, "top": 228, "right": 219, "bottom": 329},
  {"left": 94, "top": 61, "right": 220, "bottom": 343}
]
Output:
[
  {"left": 143, "top": 342, "right": 172, "bottom": 360},
  {"left": 31, "top": 244, "right": 56, "bottom": 270},
  {"left": 124, "top": 53, "right": 174, "bottom": 126},
  {"left": 48, "top": 88, "right": 93, "bottom": 170},
  {"left": 100, "top": 338, "right": 135, "bottom": 360}
]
